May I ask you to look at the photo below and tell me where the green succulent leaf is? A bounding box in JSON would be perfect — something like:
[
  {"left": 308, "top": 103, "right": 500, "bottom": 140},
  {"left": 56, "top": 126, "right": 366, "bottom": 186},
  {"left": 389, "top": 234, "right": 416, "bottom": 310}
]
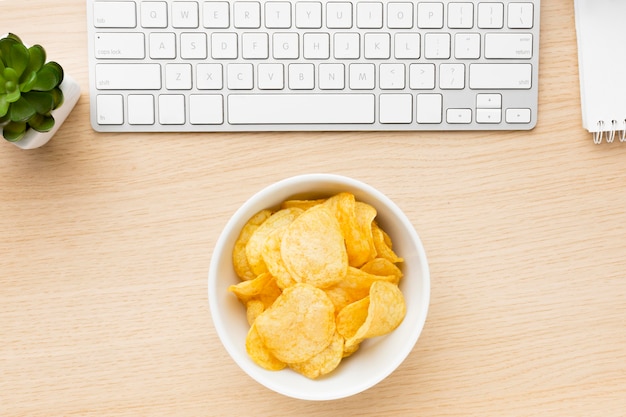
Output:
[
  {"left": 5, "top": 80, "right": 21, "bottom": 103},
  {"left": 19, "top": 70, "right": 38, "bottom": 92},
  {"left": 50, "top": 87, "right": 64, "bottom": 109},
  {"left": 24, "top": 45, "right": 46, "bottom": 77},
  {"left": 2, "top": 120, "right": 27, "bottom": 142},
  {"left": 0, "top": 95, "right": 9, "bottom": 117},
  {"left": 22, "top": 91, "right": 55, "bottom": 114},
  {"left": 27, "top": 112, "right": 55, "bottom": 133},
  {"left": 0, "top": 38, "right": 29, "bottom": 78},
  {"left": 8, "top": 96, "right": 36, "bottom": 122},
  {"left": 32, "top": 61, "right": 64, "bottom": 91}
]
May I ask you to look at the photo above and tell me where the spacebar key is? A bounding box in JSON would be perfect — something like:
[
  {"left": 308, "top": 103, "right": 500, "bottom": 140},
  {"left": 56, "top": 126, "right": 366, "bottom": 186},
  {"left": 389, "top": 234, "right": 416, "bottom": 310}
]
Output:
[{"left": 228, "top": 94, "right": 375, "bottom": 124}]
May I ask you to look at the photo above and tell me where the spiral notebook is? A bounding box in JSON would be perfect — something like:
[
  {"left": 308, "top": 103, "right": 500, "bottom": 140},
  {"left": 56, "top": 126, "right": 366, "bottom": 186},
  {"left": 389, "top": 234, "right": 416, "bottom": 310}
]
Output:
[{"left": 575, "top": 0, "right": 626, "bottom": 144}]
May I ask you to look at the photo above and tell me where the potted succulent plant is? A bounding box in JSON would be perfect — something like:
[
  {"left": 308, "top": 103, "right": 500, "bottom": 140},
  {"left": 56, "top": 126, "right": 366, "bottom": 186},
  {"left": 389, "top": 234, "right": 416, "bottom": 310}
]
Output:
[{"left": 0, "top": 33, "right": 80, "bottom": 149}]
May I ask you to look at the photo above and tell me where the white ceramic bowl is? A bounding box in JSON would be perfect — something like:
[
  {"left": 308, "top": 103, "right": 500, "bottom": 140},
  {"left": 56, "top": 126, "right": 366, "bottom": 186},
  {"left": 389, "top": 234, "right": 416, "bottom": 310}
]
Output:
[{"left": 208, "top": 174, "right": 430, "bottom": 401}]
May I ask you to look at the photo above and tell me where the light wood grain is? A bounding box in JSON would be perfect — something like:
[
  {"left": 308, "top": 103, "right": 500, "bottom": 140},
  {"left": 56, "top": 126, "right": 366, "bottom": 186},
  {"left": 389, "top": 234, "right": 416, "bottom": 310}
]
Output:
[{"left": 1, "top": 1, "right": 625, "bottom": 416}]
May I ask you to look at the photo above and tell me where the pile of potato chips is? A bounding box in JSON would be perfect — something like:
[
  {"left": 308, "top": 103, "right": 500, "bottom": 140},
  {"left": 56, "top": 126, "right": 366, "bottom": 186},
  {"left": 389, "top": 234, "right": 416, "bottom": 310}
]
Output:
[{"left": 229, "top": 192, "right": 406, "bottom": 379}]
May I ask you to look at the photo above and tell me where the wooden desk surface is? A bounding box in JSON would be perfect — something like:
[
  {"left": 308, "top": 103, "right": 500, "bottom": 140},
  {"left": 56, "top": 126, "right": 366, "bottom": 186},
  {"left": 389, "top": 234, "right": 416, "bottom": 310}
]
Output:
[{"left": 2, "top": 1, "right": 625, "bottom": 416}]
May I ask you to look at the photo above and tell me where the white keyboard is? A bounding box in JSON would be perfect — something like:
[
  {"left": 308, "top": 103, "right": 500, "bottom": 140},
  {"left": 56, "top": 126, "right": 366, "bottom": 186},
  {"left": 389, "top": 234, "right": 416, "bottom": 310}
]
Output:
[{"left": 86, "top": 0, "right": 540, "bottom": 132}]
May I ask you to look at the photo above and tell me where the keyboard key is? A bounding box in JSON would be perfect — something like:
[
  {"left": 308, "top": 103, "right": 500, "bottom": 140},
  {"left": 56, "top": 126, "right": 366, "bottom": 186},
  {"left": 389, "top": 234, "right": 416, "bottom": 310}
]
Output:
[
  {"left": 165, "top": 64, "right": 192, "bottom": 90},
  {"left": 454, "top": 33, "right": 480, "bottom": 59},
  {"left": 93, "top": 1, "right": 136, "bottom": 28},
  {"left": 242, "top": 33, "right": 269, "bottom": 59},
  {"left": 190, "top": 95, "right": 224, "bottom": 124},
  {"left": 417, "top": 2, "right": 444, "bottom": 28},
  {"left": 228, "top": 64, "right": 254, "bottom": 89},
  {"left": 439, "top": 63, "right": 465, "bottom": 89},
  {"left": 265, "top": 2, "right": 292, "bottom": 28},
  {"left": 94, "top": 33, "right": 145, "bottom": 59},
  {"left": 379, "top": 64, "right": 405, "bottom": 90},
  {"left": 469, "top": 64, "right": 532, "bottom": 89},
  {"left": 273, "top": 33, "right": 299, "bottom": 59},
  {"left": 296, "top": 2, "right": 322, "bottom": 28},
  {"left": 149, "top": 32, "right": 176, "bottom": 59},
  {"left": 289, "top": 63, "right": 315, "bottom": 89},
  {"left": 227, "top": 94, "right": 375, "bottom": 124},
  {"left": 234, "top": 2, "right": 262, "bottom": 28},
  {"left": 334, "top": 33, "right": 360, "bottom": 59},
  {"left": 326, "top": 2, "right": 352, "bottom": 28},
  {"left": 356, "top": 2, "right": 383, "bottom": 28},
  {"left": 507, "top": 3, "right": 534, "bottom": 29},
  {"left": 319, "top": 63, "right": 345, "bottom": 90},
  {"left": 172, "top": 1, "right": 199, "bottom": 28},
  {"left": 379, "top": 94, "right": 412, "bottom": 123},
  {"left": 128, "top": 94, "right": 155, "bottom": 125},
  {"left": 448, "top": 3, "right": 474, "bottom": 29},
  {"left": 416, "top": 94, "right": 442, "bottom": 124},
  {"left": 478, "top": 2, "right": 504, "bottom": 29},
  {"left": 349, "top": 64, "right": 375, "bottom": 89},
  {"left": 394, "top": 33, "right": 420, "bottom": 59},
  {"left": 95, "top": 64, "right": 161, "bottom": 90},
  {"left": 424, "top": 33, "right": 450, "bottom": 59},
  {"left": 364, "top": 33, "right": 390, "bottom": 59},
  {"left": 212, "top": 33, "right": 238, "bottom": 59},
  {"left": 196, "top": 64, "right": 223, "bottom": 90},
  {"left": 159, "top": 95, "right": 185, "bottom": 124},
  {"left": 447, "top": 108, "right": 472, "bottom": 124},
  {"left": 409, "top": 63, "right": 435, "bottom": 90},
  {"left": 387, "top": 3, "right": 413, "bottom": 29},
  {"left": 303, "top": 33, "right": 330, "bottom": 59},
  {"left": 96, "top": 94, "right": 124, "bottom": 124},
  {"left": 505, "top": 108, "right": 532, "bottom": 123},
  {"left": 258, "top": 63, "right": 285, "bottom": 89},
  {"left": 141, "top": 2, "right": 168, "bottom": 28},
  {"left": 203, "top": 2, "right": 230, "bottom": 28},
  {"left": 180, "top": 33, "right": 208, "bottom": 59},
  {"left": 476, "top": 108, "right": 501, "bottom": 123},
  {"left": 485, "top": 33, "right": 533, "bottom": 59}
]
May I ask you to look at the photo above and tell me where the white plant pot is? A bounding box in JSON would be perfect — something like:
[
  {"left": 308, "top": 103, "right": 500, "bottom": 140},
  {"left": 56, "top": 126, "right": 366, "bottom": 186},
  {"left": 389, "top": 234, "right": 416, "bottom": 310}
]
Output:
[{"left": 6, "top": 74, "right": 81, "bottom": 150}]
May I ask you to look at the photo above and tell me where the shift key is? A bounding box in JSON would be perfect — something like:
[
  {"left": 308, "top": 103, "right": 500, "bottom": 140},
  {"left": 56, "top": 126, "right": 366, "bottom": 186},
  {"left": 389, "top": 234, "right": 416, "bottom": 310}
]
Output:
[{"left": 95, "top": 64, "right": 161, "bottom": 90}]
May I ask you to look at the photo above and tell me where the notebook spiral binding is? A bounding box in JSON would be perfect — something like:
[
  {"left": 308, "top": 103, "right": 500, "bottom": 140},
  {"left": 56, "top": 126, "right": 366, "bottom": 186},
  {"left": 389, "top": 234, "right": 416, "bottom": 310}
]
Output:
[{"left": 593, "top": 120, "right": 626, "bottom": 144}]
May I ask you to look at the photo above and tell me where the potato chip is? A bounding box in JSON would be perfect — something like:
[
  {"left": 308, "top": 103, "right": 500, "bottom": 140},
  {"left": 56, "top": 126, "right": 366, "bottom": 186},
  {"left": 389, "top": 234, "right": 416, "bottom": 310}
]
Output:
[
  {"left": 228, "top": 272, "right": 282, "bottom": 309},
  {"left": 289, "top": 331, "right": 344, "bottom": 379},
  {"left": 372, "top": 221, "right": 403, "bottom": 263},
  {"left": 232, "top": 209, "right": 273, "bottom": 281},
  {"left": 261, "top": 226, "right": 296, "bottom": 289},
  {"left": 281, "top": 198, "right": 326, "bottom": 210},
  {"left": 246, "top": 207, "right": 303, "bottom": 276},
  {"left": 336, "top": 296, "right": 370, "bottom": 340},
  {"left": 345, "top": 281, "right": 406, "bottom": 350},
  {"left": 245, "top": 299, "right": 265, "bottom": 326},
  {"left": 280, "top": 205, "right": 348, "bottom": 288},
  {"left": 325, "top": 266, "right": 398, "bottom": 312},
  {"left": 360, "top": 258, "right": 403, "bottom": 284},
  {"left": 254, "top": 283, "right": 336, "bottom": 363},
  {"left": 324, "top": 193, "right": 376, "bottom": 268},
  {"left": 246, "top": 322, "right": 287, "bottom": 371}
]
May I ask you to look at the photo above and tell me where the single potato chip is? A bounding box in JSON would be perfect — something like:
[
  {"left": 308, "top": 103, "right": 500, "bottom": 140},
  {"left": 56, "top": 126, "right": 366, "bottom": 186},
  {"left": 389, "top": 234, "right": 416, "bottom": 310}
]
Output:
[
  {"left": 254, "top": 283, "right": 336, "bottom": 364},
  {"left": 372, "top": 221, "right": 403, "bottom": 263},
  {"left": 281, "top": 198, "right": 326, "bottom": 210},
  {"left": 245, "top": 299, "right": 265, "bottom": 326},
  {"left": 232, "top": 209, "right": 273, "bottom": 281},
  {"left": 289, "top": 331, "right": 344, "bottom": 379},
  {"left": 345, "top": 281, "right": 406, "bottom": 350},
  {"left": 336, "top": 296, "right": 370, "bottom": 340},
  {"left": 261, "top": 226, "right": 296, "bottom": 289},
  {"left": 360, "top": 258, "right": 403, "bottom": 284},
  {"left": 246, "top": 322, "right": 287, "bottom": 371},
  {"left": 324, "top": 192, "right": 376, "bottom": 268},
  {"left": 228, "top": 272, "right": 282, "bottom": 309},
  {"left": 280, "top": 205, "right": 348, "bottom": 288},
  {"left": 246, "top": 207, "right": 303, "bottom": 276}
]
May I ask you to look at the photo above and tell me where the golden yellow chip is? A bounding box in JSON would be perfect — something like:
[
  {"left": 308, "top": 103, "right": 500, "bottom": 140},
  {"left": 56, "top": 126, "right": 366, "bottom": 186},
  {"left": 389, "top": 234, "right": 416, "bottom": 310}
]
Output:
[
  {"left": 232, "top": 209, "right": 273, "bottom": 281},
  {"left": 360, "top": 258, "right": 403, "bottom": 284},
  {"left": 280, "top": 198, "right": 326, "bottom": 210},
  {"left": 260, "top": 226, "right": 296, "bottom": 289},
  {"left": 246, "top": 322, "right": 287, "bottom": 371},
  {"left": 372, "top": 221, "right": 403, "bottom": 263},
  {"left": 345, "top": 281, "right": 406, "bottom": 350},
  {"left": 254, "top": 283, "right": 336, "bottom": 363},
  {"left": 245, "top": 299, "right": 265, "bottom": 326},
  {"left": 324, "top": 192, "right": 376, "bottom": 268},
  {"left": 336, "top": 296, "right": 370, "bottom": 340},
  {"left": 280, "top": 205, "right": 348, "bottom": 288},
  {"left": 289, "top": 331, "right": 344, "bottom": 379},
  {"left": 228, "top": 272, "right": 282, "bottom": 309},
  {"left": 245, "top": 207, "right": 303, "bottom": 276}
]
